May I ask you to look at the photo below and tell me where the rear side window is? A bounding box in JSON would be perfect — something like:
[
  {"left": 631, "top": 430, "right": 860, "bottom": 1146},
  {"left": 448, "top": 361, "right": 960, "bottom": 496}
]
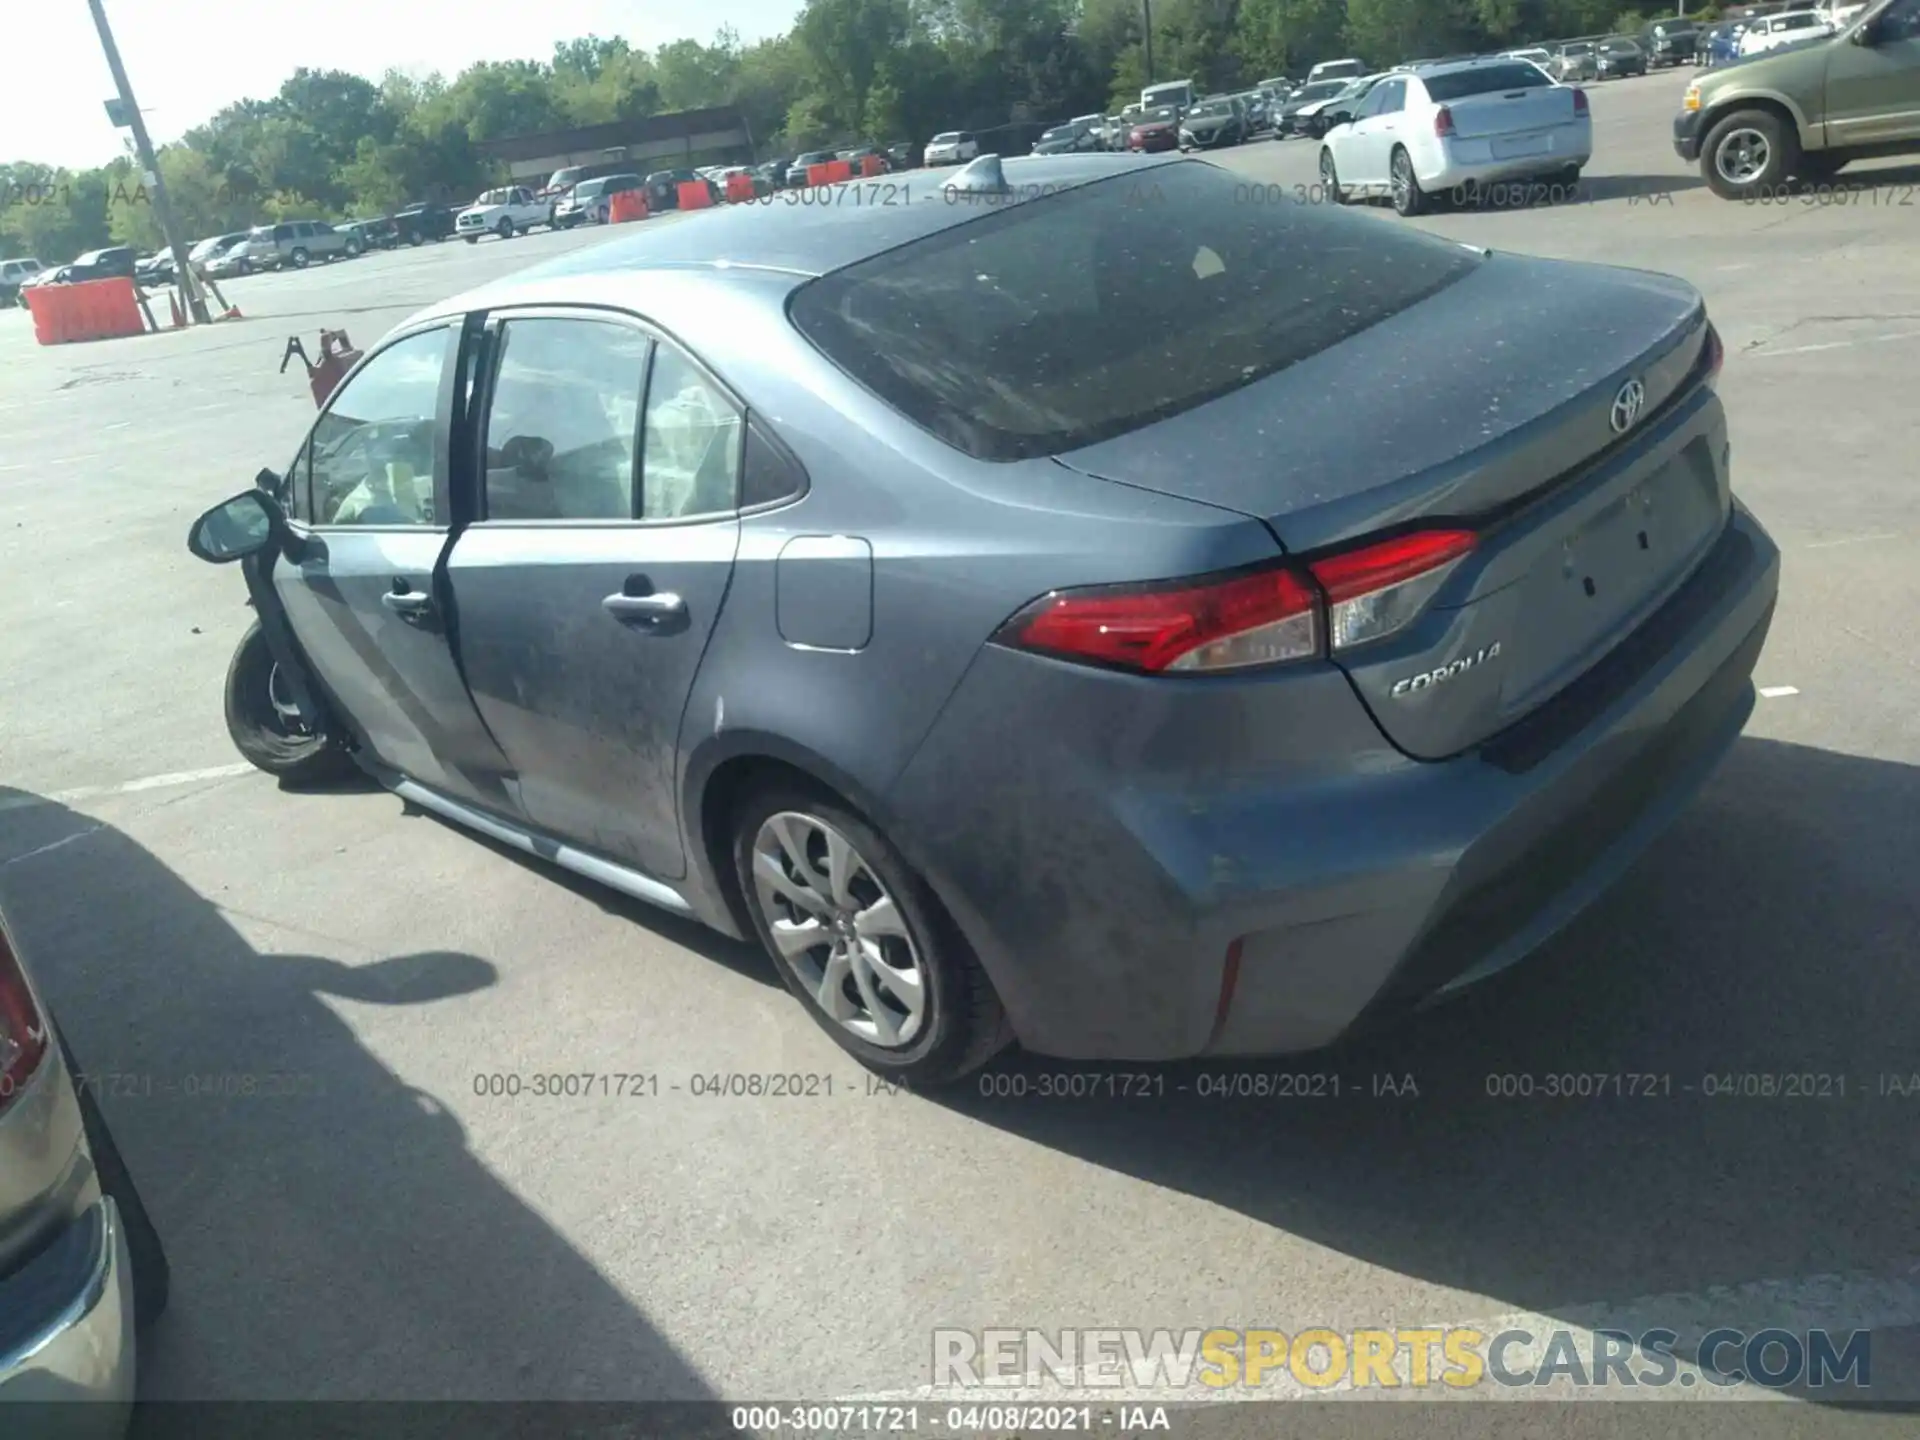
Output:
[
  {"left": 788, "top": 161, "right": 1481, "bottom": 463},
  {"left": 641, "top": 346, "right": 743, "bottom": 520},
  {"left": 1423, "top": 63, "right": 1555, "bottom": 99}
]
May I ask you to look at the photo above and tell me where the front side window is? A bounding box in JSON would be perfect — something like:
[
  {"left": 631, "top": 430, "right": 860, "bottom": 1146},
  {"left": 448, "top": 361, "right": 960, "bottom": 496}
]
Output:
[
  {"left": 789, "top": 161, "right": 1481, "bottom": 463},
  {"left": 308, "top": 327, "right": 449, "bottom": 527},
  {"left": 480, "top": 318, "right": 651, "bottom": 522},
  {"left": 641, "top": 346, "right": 743, "bottom": 521},
  {"left": 1881, "top": 0, "right": 1920, "bottom": 39}
]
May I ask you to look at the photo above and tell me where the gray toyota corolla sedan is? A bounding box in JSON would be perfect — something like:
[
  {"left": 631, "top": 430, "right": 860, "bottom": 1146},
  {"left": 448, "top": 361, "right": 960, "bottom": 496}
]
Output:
[{"left": 188, "top": 153, "right": 1780, "bottom": 1085}]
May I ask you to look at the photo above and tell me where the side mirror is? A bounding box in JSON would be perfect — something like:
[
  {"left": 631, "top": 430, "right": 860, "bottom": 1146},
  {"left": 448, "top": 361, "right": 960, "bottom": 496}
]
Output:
[
  {"left": 1328, "top": 109, "right": 1354, "bottom": 128},
  {"left": 188, "top": 488, "right": 283, "bottom": 564}
]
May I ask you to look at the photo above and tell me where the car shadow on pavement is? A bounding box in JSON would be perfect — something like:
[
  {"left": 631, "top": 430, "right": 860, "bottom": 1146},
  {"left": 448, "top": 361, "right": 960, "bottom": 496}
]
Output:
[
  {"left": 941, "top": 735, "right": 1919, "bottom": 1390},
  {"left": 390, "top": 799, "right": 779, "bottom": 989},
  {"left": 0, "top": 787, "right": 717, "bottom": 1412}
]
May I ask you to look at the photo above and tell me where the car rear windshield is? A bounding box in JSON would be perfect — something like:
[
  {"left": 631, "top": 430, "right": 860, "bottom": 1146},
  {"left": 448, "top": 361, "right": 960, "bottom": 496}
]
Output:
[
  {"left": 788, "top": 161, "right": 1482, "bottom": 463},
  {"left": 1424, "top": 62, "right": 1556, "bottom": 98}
]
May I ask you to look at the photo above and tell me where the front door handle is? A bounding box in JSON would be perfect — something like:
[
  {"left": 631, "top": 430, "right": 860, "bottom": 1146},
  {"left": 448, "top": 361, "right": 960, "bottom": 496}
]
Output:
[
  {"left": 603, "top": 591, "right": 686, "bottom": 624},
  {"left": 381, "top": 581, "right": 434, "bottom": 623}
]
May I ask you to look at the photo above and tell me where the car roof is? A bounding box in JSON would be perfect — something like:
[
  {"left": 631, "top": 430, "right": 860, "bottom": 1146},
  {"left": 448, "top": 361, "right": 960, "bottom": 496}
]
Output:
[
  {"left": 1415, "top": 54, "right": 1545, "bottom": 76},
  {"left": 406, "top": 154, "right": 1187, "bottom": 328}
]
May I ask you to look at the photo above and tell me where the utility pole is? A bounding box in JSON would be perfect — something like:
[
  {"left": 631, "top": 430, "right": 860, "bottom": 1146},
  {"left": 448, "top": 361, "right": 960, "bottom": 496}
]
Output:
[
  {"left": 88, "top": 0, "right": 210, "bottom": 323},
  {"left": 1143, "top": 0, "right": 1155, "bottom": 87}
]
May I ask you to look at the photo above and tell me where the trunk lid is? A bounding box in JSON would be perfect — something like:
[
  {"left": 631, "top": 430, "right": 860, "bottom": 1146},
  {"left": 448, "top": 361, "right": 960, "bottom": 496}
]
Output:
[
  {"left": 1054, "top": 253, "right": 1727, "bottom": 759},
  {"left": 1443, "top": 83, "right": 1583, "bottom": 139}
]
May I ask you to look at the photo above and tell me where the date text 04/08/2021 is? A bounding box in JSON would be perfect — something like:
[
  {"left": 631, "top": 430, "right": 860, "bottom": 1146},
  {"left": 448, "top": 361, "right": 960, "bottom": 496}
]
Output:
[
  {"left": 467, "top": 1071, "right": 907, "bottom": 1098},
  {"left": 729, "top": 1403, "right": 1170, "bottom": 1433}
]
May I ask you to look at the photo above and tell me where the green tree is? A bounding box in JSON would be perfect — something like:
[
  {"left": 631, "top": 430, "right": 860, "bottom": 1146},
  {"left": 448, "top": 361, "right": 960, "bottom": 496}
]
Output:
[
  {"left": 796, "top": 0, "right": 911, "bottom": 136},
  {"left": 1345, "top": 0, "right": 1478, "bottom": 63},
  {"left": 1234, "top": 0, "right": 1350, "bottom": 75},
  {"left": 654, "top": 31, "right": 743, "bottom": 110}
]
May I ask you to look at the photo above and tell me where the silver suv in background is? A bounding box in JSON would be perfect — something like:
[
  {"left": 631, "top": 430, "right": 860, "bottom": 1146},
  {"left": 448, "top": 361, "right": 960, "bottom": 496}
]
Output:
[
  {"left": 0, "top": 257, "right": 44, "bottom": 305},
  {"left": 554, "top": 173, "right": 647, "bottom": 227},
  {"left": 230, "top": 220, "right": 354, "bottom": 271},
  {"left": 0, "top": 904, "right": 168, "bottom": 1422}
]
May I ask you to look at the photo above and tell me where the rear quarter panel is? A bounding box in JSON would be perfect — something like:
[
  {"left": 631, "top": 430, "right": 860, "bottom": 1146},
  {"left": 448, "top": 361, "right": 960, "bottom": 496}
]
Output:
[{"left": 664, "top": 275, "right": 1287, "bottom": 929}]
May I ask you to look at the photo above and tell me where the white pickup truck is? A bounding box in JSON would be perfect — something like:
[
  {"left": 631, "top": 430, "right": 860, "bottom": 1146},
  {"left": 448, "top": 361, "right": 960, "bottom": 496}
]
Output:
[{"left": 455, "top": 186, "right": 552, "bottom": 243}]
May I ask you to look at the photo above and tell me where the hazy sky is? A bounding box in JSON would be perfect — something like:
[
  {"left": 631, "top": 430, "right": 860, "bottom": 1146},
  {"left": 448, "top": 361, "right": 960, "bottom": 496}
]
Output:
[{"left": 5, "top": 0, "right": 804, "bottom": 171}]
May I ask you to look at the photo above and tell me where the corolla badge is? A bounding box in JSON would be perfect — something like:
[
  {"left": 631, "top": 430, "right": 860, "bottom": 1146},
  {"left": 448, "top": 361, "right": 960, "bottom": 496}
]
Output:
[
  {"left": 1390, "top": 642, "right": 1501, "bottom": 698},
  {"left": 1610, "top": 377, "right": 1647, "bottom": 434}
]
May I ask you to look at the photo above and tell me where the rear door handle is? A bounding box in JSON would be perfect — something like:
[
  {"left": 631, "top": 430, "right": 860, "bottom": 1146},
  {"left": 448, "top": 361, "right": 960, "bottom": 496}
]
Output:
[{"left": 603, "top": 591, "right": 686, "bottom": 624}]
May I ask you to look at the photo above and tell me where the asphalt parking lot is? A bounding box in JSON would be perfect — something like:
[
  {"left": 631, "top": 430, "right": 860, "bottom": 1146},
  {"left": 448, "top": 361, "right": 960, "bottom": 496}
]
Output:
[{"left": 2, "top": 67, "right": 1918, "bottom": 1423}]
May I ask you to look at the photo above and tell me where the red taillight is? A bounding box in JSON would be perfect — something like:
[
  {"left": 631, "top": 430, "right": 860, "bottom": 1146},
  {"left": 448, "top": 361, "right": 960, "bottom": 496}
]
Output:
[
  {"left": 0, "top": 922, "right": 49, "bottom": 1116},
  {"left": 1573, "top": 87, "right": 1590, "bottom": 115},
  {"left": 999, "top": 527, "right": 1476, "bottom": 674},
  {"left": 1434, "top": 105, "right": 1456, "bottom": 138},
  {"left": 1002, "top": 564, "right": 1321, "bottom": 674},
  {"left": 1309, "top": 529, "right": 1477, "bottom": 651}
]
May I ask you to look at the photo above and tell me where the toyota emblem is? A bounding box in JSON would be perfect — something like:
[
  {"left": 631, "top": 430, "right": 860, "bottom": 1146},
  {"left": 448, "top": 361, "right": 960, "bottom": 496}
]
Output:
[{"left": 1610, "top": 378, "right": 1647, "bottom": 434}]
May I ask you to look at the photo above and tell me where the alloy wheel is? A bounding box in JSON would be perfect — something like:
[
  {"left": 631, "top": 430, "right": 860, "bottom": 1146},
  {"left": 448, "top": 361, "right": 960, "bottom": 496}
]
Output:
[
  {"left": 1715, "top": 128, "right": 1770, "bottom": 186},
  {"left": 750, "top": 811, "right": 927, "bottom": 1048}
]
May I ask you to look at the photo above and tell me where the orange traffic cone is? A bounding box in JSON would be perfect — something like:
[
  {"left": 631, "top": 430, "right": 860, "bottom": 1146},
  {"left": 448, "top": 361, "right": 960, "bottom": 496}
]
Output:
[{"left": 222, "top": 305, "right": 242, "bottom": 320}]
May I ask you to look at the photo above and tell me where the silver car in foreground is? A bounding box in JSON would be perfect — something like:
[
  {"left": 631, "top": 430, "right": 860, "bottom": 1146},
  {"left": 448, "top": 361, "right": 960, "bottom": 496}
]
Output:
[
  {"left": 188, "top": 153, "right": 1778, "bottom": 1087},
  {"left": 0, "top": 906, "right": 166, "bottom": 1426}
]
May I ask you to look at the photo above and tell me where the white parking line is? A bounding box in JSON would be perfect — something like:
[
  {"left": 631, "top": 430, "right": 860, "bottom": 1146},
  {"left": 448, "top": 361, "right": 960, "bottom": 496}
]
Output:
[
  {"left": 3, "top": 825, "right": 106, "bottom": 867},
  {"left": 0, "top": 762, "right": 255, "bottom": 815},
  {"left": 1758, "top": 686, "right": 1800, "bottom": 698},
  {"left": 1806, "top": 532, "right": 1898, "bottom": 549},
  {"left": 844, "top": 1262, "right": 1919, "bottom": 1403},
  {"left": 1753, "top": 329, "right": 1920, "bottom": 358}
]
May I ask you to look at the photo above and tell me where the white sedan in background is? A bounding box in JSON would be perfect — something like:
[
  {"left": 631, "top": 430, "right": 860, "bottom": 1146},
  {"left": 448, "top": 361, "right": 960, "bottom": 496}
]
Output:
[
  {"left": 1737, "top": 8, "right": 1832, "bottom": 53},
  {"left": 1317, "top": 57, "right": 1592, "bottom": 216}
]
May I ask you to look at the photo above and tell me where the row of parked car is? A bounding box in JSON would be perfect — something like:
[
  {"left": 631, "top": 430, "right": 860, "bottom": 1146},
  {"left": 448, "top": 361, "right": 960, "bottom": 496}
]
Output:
[{"left": 2, "top": 199, "right": 479, "bottom": 306}]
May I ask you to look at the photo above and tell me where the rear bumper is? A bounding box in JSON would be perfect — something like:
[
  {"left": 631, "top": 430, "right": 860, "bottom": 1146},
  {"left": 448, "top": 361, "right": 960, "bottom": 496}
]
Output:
[
  {"left": 0, "top": 1196, "right": 136, "bottom": 1419},
  {"left": 1427, "top": 128, "right": 1594, "bottom": 189},
  {"left": 890, "top": 503, "right": 1779, "bottom": 1062}
]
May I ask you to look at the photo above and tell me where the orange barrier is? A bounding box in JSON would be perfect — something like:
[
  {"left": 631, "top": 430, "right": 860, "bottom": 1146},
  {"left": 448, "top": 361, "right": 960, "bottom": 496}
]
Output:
[
  {"left": 725, "top": 172, "right": 756, "bottom": 204},
  {"left": 24, "top": 276, "right": 146, "bottom": 346},
  {"left": 860, "top": 155, "right": 886, "bottom": 178},
  {"left": 608, "top": 188, "right": 648, "bottom": 223},
  {"left": 806, "top": 163, "right": 832, "bottom": 188},
  {"left": 677, "top": 180, "right": 714, "bottom": 211},
  {"left": 824, "top": 159, "right": 853, "bottom": 184}
]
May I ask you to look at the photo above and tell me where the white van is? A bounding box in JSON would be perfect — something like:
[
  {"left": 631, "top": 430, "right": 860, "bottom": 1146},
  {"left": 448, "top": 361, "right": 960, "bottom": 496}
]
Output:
[
  {"left": 1140, "top": 79, "right": 1196, "bottom": 111},
  {"left": 1307, "top": 57, "right": 1368, "bottom": 83}
]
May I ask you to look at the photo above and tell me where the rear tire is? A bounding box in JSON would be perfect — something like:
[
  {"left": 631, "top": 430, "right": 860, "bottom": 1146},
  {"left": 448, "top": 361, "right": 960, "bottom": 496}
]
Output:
[
  {"left": 1701, "top": 108, "right": 1795, "bottom": 199},
  {"left": 1390, "top": 146, "right": 1429, "bottom": 216},
  {"left": 60, "top": 1032, "right": 170, "bottom": 1331},
  {"left": 732, "top": 782, "right": 1011, "bottom": 1087},
  {"left": 224, "top": 620, "right": 356, "bottom": 785},
  {"left": 1318, "top": 148, "right": 1346, "bottom": 205},
  {"left": 289, "top": 247, "right": 310, "bottom": 269}
]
